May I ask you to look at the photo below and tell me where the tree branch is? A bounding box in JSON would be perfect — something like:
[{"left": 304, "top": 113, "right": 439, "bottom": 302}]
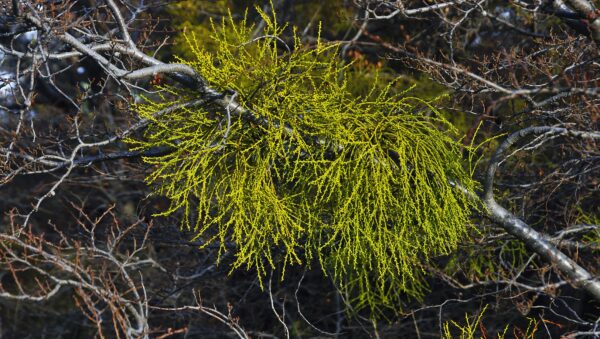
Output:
[{"left": 483, "top": 126, "right": 600, "bottom": 301}]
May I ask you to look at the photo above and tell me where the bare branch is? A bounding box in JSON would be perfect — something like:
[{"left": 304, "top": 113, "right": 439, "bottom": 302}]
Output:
[{"left": 483, "top": 126, "right": 600, "bottom": 301}]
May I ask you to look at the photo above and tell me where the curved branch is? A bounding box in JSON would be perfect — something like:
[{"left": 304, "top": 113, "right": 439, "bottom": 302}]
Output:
[
  {"left": 483, "top": 126, "right": 600, "bottom": 201},
  {"left": 483, "top": 126, "right": 600, "bottom": 301}
]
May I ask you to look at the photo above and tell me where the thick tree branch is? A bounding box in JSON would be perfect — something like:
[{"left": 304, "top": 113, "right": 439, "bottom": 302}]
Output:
[{"left": 483, "top": 126, "right": 600, "bottom": 301}]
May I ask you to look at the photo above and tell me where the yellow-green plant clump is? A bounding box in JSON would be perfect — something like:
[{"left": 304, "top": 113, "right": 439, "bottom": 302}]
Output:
[
  {"left": 442, "top": 305, "right": 540, "bottom": 338},
  {"left": 128, "top": 8, "right": 476, "bottom": 313}
]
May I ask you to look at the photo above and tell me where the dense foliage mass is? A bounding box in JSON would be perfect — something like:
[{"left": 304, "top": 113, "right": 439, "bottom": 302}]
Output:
[
  {"left": 1, "top": 0, "right": 599, "bottom": 337},
  {"left": 129, "top": 9, "right": 476, "bottom": 312}
]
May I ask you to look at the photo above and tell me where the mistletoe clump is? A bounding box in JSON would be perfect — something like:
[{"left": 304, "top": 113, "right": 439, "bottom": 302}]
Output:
[{"left": 128, "top": 8, "right": 476, "bottom": 313}]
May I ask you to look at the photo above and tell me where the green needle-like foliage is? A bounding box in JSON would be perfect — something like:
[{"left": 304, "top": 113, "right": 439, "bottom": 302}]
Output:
[{"left": 128, "top": 7, "right": 476, "bottom": 314}]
